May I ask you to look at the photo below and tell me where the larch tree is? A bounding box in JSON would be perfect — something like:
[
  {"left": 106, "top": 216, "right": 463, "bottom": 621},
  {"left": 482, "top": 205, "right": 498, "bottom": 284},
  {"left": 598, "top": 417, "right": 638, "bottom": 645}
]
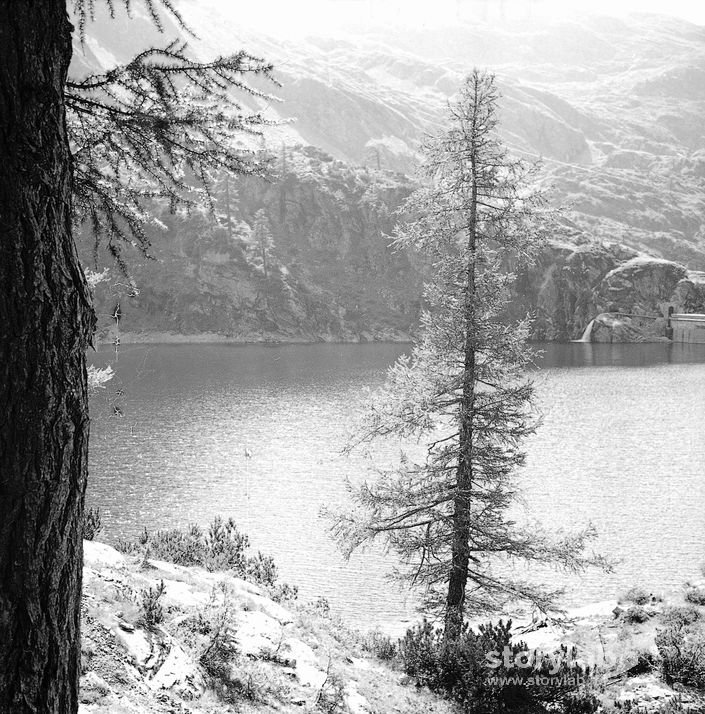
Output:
[
  {"left": 333, "top": 70, "right": 604, "bottom": 640},
  {"left": 0, "top": 1, "right": 275, "bottom": 710},
  {"left": 253, "top": 208, "right": 275, "bottom": 284}
]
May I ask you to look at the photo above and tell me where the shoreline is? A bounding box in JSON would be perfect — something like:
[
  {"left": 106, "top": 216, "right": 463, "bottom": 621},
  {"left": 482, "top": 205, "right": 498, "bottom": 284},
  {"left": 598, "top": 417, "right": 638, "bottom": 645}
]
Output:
[
  {"left": 94, "top": 332, "right": 693, "bottom": 348},
  {"left": 94, "top": 330, "right": 415, "bottom": 346}
]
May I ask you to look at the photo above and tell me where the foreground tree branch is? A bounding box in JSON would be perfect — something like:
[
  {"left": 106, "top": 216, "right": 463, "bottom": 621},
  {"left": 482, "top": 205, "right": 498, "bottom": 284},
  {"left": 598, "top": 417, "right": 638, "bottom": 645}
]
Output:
[{"left": 67, "top": 37, "right": 278, "bottom": 265}]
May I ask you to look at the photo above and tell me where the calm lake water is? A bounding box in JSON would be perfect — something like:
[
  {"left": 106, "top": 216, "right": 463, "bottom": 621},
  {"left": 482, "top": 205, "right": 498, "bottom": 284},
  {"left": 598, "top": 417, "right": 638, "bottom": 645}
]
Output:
[{"left": 87, "top": 342, "right": 705, "bottom": 630}]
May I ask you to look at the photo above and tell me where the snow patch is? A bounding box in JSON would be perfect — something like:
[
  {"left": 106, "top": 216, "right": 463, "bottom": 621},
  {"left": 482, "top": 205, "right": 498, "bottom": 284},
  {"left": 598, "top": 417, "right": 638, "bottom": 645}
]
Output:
[{"left": 83, "top": 541, "right": 126, "bottom": 569}]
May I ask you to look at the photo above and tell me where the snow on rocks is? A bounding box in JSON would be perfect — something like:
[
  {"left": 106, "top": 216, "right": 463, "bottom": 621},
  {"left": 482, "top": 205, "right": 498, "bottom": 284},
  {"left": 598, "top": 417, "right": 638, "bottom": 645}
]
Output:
[
  {"left": 235, "top": 609, "right": 286, "bottom": 657},
  {"left": 345, "top": 681, "right": 373, "bottom": 714},
  {"left": 112, "top": 626, "right": 153, "bottom": 669},
  {"left": 284, "top": 638, "right": 327, "bottom": 689},
  {"left": 81, "top": 539, "right": 432, "bottom": 713},
  {"left": 148, "top": 642, "right": 204, "bottom": 697},
  {"left": 239, "top": 590, "right": 294, "bottom": 623},
  {"left": 84, "top": 540, "right": 127, "bottom": 569}
]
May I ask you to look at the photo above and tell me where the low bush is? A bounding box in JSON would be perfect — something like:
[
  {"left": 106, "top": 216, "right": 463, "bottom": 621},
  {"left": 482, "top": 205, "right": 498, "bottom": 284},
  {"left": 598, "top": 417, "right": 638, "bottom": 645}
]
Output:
[
  {"left": 655, "top": 620, "right": 705, "bottom": 688},
  {"left": 138, "top": 580, "right": 166, "bottom": 631},
  {"left": 115, "top": 516, "right": 292, "bottom": 591},
  {"left": 270, "top": 581, "right": 299, "bottom": 604},
  {"left": 198, "top": 583, "right": 240, "bottom": 700},
  {"left": 561, "top": 693, "right": 602, "bottom": 714},
  {"left": 304, "top": 596, "right": 331, "bottom": 618},
  {"left": 115, "top": 538, "right": 141, "bottom": 555},
  {"left": 684, "top": 586, "right": 705, "bottom": 606},
  {"left": 230, "top": 660, "right": 290, "bottom": 704},
  {"left": 623, "top": 606, "right": 651, "bottom": 624},
  {"left": 362, "top": 630, "right": 398, "bottom": 661},
  {"left": 314, "top": 662, "right": 347, "bottom": 714},
  {"left": 115, "top": 527, "right": 149, "bottom": 555},
  {"left": 622, "top": 587, "right": 651, "bottom": 606},
  {"left": 661, "top": 605, "right": 701, "bottom": 628},
  {"left": 196, "top": 582, "right": 290, "bottom": 706},
  {"left": 83, "top": 507, "right": 103, "bottom": 541},
  {"left": 398, "top": 619, "right": 595, "bottom": 713},
  {"left": 245, "top": 551, "right": 278, "bottom": 587},
  {"left": 626, "top": 649, "right": 658, "bottom": 675}
]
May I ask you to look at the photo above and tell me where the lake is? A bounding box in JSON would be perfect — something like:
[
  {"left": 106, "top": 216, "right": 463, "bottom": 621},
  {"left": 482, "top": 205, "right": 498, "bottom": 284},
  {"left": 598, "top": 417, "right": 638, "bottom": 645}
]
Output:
[{"left": 87, "top": 342, "right": 705, "bottom": 631}]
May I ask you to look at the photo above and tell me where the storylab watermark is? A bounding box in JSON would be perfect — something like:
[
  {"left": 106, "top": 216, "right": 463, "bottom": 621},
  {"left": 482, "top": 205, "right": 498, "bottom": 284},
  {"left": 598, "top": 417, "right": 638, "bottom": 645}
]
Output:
[
  {"left": 484, "top": 645, "right": 593, "bottom": 685},
  {"left": 486, "top": 674, "right": 588, "bottom": 687}
]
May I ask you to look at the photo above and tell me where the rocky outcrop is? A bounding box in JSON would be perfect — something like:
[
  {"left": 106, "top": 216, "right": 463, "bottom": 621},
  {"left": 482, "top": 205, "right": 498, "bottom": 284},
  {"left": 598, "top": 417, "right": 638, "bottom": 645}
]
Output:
[
  {"left": 82, "top": 139, "right": 703, "bottom": 345},
  {"left": 588, "top": 313, "right": 670, "bottom": 343},
  {"left": 512, "top": 242, "right": 702, "bottom": 342},
  {"left": 85, "top": 146, "right": 423, "bottom": 344},
  {"left": 672, "top": 272, "right": 705, "bottom": 314},
  {"left": 594, "top": 258, "right": 687, "bottom": 316},
  {"left": 510, "top": 241, "right": 635, "bottom": 341}
]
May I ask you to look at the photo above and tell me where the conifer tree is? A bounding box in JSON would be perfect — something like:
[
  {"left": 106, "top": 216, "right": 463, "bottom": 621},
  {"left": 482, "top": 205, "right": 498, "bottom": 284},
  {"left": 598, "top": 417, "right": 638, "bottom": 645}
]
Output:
[
  {"left": 333, "top": 70, "right": 604, "bottom": 640},
  {"left": 253, "top": 208, "right": 275, "bottom": 283}
]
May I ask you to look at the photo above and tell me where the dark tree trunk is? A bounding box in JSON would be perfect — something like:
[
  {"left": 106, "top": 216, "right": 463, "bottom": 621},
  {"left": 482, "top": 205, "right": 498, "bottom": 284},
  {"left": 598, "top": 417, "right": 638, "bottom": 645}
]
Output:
[
  {"left": 0, "top": 2, "right": 94, "bottom": 712},
  {"left": 445, "top": 96, "right": 480, "bottom": 641}
]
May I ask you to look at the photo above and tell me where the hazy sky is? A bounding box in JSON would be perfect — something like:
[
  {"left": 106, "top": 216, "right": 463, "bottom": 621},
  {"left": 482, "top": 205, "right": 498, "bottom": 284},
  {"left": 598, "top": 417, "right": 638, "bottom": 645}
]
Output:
[{"left": 202, "top": 0, "right": 705, "bottom": 35}]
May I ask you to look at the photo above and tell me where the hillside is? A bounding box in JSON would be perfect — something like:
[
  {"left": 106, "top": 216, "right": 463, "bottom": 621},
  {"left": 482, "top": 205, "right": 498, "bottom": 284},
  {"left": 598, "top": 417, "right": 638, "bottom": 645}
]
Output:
[
  {"left": 74, "top": 8, "right": 705, "bottom": 342},
  {"left": 80, "top": 537, "right": 705, "bottom": 713},
  {"left": 79, "top": 539, "right": 453, "bottom": 714},
  {"left": 84, "top": 147, "right": 421, "bottom": 343},
  {"left": 181, "top": 9, "right": 705, "bottom": 267}
]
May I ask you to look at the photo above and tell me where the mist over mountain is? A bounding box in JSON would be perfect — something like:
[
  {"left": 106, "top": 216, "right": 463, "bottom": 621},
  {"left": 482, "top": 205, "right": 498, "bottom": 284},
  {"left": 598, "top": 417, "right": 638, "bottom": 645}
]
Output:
[{"left": 76, "top": 7, "right": 705, "bottom": 341}]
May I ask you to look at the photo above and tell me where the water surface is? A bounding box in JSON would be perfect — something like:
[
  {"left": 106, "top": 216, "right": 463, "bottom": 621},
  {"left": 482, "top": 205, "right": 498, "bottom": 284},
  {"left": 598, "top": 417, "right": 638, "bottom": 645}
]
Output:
[{"left": 87, "top": 342, "right": 705, "bottom": 629}]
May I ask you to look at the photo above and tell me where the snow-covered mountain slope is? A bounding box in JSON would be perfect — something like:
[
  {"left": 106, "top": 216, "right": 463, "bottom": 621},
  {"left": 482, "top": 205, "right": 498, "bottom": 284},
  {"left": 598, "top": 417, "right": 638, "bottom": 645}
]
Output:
[{"left": 73, "top": 6, "right": 705, "bottom": 268}]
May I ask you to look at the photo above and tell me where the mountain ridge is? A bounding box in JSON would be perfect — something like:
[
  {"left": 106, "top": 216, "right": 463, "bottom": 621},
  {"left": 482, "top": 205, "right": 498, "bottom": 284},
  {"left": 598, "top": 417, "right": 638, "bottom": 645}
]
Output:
[{"left": 76, "top": 9, "right": 705, "bottom": 341}]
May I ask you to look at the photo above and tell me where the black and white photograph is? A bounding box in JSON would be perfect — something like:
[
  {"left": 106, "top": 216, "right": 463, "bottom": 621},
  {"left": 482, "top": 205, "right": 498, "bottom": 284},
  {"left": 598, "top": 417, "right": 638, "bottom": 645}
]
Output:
[{"left": 2, "top": 0, "right": 705, "bottom": 711}]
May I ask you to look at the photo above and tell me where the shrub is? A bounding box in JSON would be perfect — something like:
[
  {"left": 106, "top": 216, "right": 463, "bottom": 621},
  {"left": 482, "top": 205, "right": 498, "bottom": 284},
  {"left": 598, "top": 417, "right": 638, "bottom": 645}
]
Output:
[
  {"left": 197, "top": 583, "right": 289, "bottom": 705},
  {"left": 198, "top": 583, "right": 240, "bottom": 698},
  {"left": 138, "top": 580, "right": 166, "bottom": 630},
  {"left": 623, "top": 606, "right": 650, "bottom": 624},
  {"left": 655, "top": 621, "right": 705, "bottom": 688},
  {"left": 661, "top": 605, "right": 701, "bottom": 628},
  {"left": 83, "top": 507, "right": 103, "bottom": 541},
  {"left": 398, "top": 619, "right": 594, "bottom": 713},
  {"left": 230, "top": 660, "right": 290, "bottom": 704},
  {"left": 304, "top": 597, "right": 331, "bottom": 618},
  {"left": 115, "top": 516, "right": 283, "bottom": 588},
  {"left": 145, "top": 523, "right": 213, "bottom": 567},
  {"left": 622, "top": 587, "right": 650, "bottom": 606},
  {"left": 245, "top": 551, "right": 278, "bottom": 587},
  {"left": 627, "top": 649, "right": 658, "bottom": 675},
  {"left": 561, "top": 693, "right": 602, "bottom": 714},
  {"left": 270, "top": 581, "right": 299, "bottom": 604},
  {"left": 203, "top": 517, "right": 249, "bottom": 572},
  {"left": 684, "top": 586, "right": 705, "bottom": 606},
  {"left": 362, "top": 630, "right": 398, "bottom": 661},
  {"left": 115, "top": 538, "right": 141, "bottom": 555},
  {"left": 314, "top": 663, "right": 347, "bottom": 714}
]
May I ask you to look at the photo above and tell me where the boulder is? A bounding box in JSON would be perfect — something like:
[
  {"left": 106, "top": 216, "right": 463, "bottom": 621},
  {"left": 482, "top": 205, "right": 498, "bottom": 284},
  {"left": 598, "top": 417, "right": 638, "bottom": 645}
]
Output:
[
  {"left": 594, "top": 257, "right": 687, "bottom": 316},
  {"left": 589, "top": 313, "right": 670, "bottom": 343}
]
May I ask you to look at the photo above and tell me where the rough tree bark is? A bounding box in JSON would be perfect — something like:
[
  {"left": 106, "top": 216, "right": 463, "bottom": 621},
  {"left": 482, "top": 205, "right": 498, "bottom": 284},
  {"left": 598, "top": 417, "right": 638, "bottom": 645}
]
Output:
[{"left": 0, "top": 2, "right": 94, "bottom": 712}]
